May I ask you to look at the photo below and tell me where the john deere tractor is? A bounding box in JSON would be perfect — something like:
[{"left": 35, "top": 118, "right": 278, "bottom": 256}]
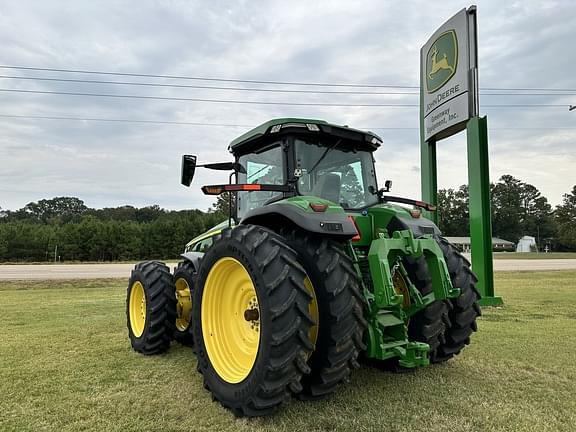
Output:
[{"left": 126, "top": 118, "right": 481, "bottom": 417}]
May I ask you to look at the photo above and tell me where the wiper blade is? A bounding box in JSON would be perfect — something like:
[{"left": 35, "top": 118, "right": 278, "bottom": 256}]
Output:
[{"left": 307, "top": 139, "right": 342, "bottom": 174}]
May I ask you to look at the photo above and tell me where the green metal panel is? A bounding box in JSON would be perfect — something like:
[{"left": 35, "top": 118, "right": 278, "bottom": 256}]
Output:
[
  {"left": 467, "top": 117, "right": 503, "bottom": 306},
  {"left": 361, "top": 229, "right": 460, "bottom": 367},
  {"left": 420, "top": 139, "right": 438, "bottom": 225},
  {"left": 420, "top": 78, "right": 438, "bottom": 225}
]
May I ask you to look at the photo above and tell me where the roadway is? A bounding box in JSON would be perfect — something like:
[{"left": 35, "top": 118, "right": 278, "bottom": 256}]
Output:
[{"left": 1, "top": 259, "right": 575, "bottom": 280}]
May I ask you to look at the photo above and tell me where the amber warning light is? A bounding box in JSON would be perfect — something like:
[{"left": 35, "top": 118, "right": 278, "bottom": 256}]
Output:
[{"left": 201, "top": 184, "right": 291, "bottom": 195}]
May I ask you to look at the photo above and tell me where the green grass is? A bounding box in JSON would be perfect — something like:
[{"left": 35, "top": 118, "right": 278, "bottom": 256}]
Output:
[
  {"left": 1, "top": 272, "right": 575, "bottom": 432},
  {"left": 493, "top": 252, "right": 576, "bottom": 259}
]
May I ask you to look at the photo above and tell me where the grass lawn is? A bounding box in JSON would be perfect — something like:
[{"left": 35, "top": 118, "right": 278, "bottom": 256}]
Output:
[
  {"left": 493, "top": 252, "right": 576, "bottom": 259},
  {"left": 1, "top": 272, "right": 575, "bottom": 432}
]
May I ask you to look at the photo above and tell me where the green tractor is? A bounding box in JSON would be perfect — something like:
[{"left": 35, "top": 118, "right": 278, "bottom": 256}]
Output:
[{"left": 126, "top": 118, "right": 481, "bottom": 417}]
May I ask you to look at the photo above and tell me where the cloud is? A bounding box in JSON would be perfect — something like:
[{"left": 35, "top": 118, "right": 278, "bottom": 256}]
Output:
[{"left": 0, "top": 0, "right": 574, "bottom": 211}]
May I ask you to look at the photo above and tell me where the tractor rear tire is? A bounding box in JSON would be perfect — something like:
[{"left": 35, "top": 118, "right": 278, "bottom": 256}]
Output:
[
  {"left": 280, "top": 228, "right": 366, "bottom": 400},
  {"left": 435, "top": 236, "right": 481, "bottom": 360},
  {"left": 173, "top": 261, "right": 195, "bottom": 347},
  {"left": 404, "top": 256, "right": 450, "bottom": 363},
  {"left": 404, "top": 237, "right": 480, "bottom": 363},
  {"left": 192, "top": 224, "right": 313, "bottom": 417},
  {"left": 127, "top": 261, "right": 176, "bottom": 355}
]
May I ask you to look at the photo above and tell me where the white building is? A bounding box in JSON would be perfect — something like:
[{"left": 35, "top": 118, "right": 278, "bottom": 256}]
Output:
[
  {"left": 516, "top": 236, "right": 537, "bottom": 253},
  {"left": 444, "top": 237, "right": 516, "bottom": 253}
]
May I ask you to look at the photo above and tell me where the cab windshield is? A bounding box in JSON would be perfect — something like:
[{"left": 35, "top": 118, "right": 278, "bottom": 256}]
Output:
[{"left": 295, "top": 139, "right": 378, "bottom": 210}]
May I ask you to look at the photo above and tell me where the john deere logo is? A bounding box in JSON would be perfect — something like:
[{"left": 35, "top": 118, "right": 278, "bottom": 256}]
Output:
[{"left": 426, "top": 30, "right": 458, "bottom": 93}]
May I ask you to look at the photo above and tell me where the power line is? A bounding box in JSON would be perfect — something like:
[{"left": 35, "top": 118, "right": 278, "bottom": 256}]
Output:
[
  {"left": 0, "top": 65, "right": 418, "bottom": 89},
  {"left": 0, "top": 88, "right": 419, "bottom": 107},
  {"left": 0, "top": 75, "right": 418, "bottom": 96},
  {"left": 2, "top": 65, "right": 575, "bottom": 93},
  {"left": 0, "top": 88, "right": 571, "bottom": 108},
  {"left": 1, "top": 75, "right": 574, "bottom": 97},
  {"left": 0, "top": 114, "right": 251, "bottom": 127},
  {"left": 1, "top": 113, "right": 575, "bottom": 130}
]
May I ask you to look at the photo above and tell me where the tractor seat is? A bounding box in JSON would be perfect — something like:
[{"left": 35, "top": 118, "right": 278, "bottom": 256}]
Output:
[{"left": 312, "top": 173, "right": 341, "bottom": 204}]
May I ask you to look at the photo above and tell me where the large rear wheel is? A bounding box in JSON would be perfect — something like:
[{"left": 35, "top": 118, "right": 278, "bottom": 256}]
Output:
[
  {"left": 404, "top": 236, "right": 480, "bottom": 362},
  {"left": 127, "top": 261, "right": 176, "bottom": 355},
  {"left": 435, "top": 236, "right": 481, "bottom": 360},
  {"left": 193, "top": 225, "right": 313, "bottom": 417},
  {"left": 280, "top": 228, "right": 366, "bottom": 400}
]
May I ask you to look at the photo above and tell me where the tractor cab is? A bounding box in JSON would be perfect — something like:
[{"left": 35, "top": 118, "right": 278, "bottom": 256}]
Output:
[
  {"left": 183, "top": 118, "right": 385, "bottom": 221},
  {"left": 230, "top": 119, "right": 383, "bottom": 220}
]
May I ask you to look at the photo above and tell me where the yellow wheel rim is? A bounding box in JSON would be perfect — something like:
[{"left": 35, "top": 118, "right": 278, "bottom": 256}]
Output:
[
  {"left": 175, "top": 277, "right": 192, "bottom": 331},
  {"left": 129, "top": 281, "right": 146, "bottom": 337},
  {"left": 393, "top": 271, "right": 412, "bottom": 309},
  {"left": 304, "top": 276, "right": 319, "bottom": 348},
  {"left": 201, "top": 257, "right": 261, "bottom": 384}
]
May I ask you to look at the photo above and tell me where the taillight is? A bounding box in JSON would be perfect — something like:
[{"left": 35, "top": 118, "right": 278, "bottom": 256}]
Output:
[
  {"left": 347, "top": 216, "right": 361, "bottom": 242},
  {"left": 309, "top": 203, "right": 328, "bottom": 212}
]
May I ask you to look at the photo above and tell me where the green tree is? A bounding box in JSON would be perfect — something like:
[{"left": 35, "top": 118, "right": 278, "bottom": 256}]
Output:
[
  {"left": 437, "top": 185, "right": 469, "bottom": 236},
  {"left": 555, "top": 185, "right": 576, "bottom": 250},
  {"left": 340, "top": 166, "right": 364, "bottom": 207},
  {"left": 491, "top": 175, "right": 523, "bottom": 242},
  {"left": 491, "top": 175, "right": 554, "bottom": 244},
  {"left": 211, "top": 194, "right": 235, "bottom": 219},
  {"left": 22, "top": 197, "right": 88, "bottom": 222}
]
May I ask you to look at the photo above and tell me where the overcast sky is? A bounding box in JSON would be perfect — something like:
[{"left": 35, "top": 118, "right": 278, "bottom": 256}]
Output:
[{"left": 0, "top": 0, "right": 574, "bottom": 212}]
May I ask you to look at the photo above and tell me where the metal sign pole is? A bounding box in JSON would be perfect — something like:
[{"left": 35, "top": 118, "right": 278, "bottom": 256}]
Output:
[
  {"left": 467, "top": 116, "right": 502, "bottom": 305},
  {"left": 419, "top": 46, "right": 438, "bottom": 225}
]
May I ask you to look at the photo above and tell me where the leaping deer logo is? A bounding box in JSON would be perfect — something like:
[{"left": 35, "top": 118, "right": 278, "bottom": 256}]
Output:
[{"left": 428, "top": 44, "right": 454, "bottom": 79}]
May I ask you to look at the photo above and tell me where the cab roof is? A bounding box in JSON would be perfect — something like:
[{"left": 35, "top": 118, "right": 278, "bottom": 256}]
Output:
[{"left": 228, "top": 118, "right": 383, "bottom": 155}]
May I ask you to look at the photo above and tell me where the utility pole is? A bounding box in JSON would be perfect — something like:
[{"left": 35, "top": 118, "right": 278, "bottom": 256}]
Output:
[{"left": 54, "top": 244, "right": 58, "bottom": 263}]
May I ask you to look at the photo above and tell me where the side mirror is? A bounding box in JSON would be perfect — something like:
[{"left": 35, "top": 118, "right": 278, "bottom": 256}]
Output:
[
  {"left": 384, "top": 179, "right": 393, "bottom": 192},
  {"left": 181, "top": 155, "right": 197, "bottom": 187}
]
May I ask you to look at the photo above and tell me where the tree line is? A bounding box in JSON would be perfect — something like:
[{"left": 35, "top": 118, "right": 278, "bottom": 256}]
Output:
[
  {"left": 0, "top": 197, "right": 225, "bottom": 262},
  {"left": 437, "top": 175, "right": 576, "bottom": 251},
  {"left": 1, "top": 175, "right": 575, "bottom": 262}
]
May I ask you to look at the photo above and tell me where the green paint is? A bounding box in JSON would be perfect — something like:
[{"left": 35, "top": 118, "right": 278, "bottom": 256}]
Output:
[
  {"left": 362, "top": 229, "right": 458, "bottom": 366},
  {"left": 185, "top": 220, "right": 230, "bottom": 250},
  {"left": 278, "top": 195, "right": 345, "bottom": 214},
  {"left": 467, "top": 117, "right": 503, "bottom": 306}
]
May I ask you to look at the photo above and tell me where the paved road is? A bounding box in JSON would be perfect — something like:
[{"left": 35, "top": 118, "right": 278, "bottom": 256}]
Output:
[
  {"left": 1, "top": 259, "right": 575, "bottom": 280},
  {"left": 0, "top": 262, "right": 177, "bottom": 280}
]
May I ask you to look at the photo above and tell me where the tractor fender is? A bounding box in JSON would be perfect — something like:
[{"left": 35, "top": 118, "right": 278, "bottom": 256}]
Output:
[
  {"left": 179, "top": 251, "right": 204, "bottom": 273},
  {"left": 240, "top": 202, "right": 357, "bottom": 239},
  {"left": 386, "top": 214, "right": 442, "bottom": 238}
]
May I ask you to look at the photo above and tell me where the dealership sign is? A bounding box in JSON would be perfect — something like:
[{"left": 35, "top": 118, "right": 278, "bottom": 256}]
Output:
[{"left": 421, "top": 7, "right": 479, "bottom": 141}]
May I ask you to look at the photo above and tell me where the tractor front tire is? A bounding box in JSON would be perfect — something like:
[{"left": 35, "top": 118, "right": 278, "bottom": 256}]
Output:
[
  {"left": 173, "top": 261, "right": 195, "bottom": 347},
  {"left": 280, "top": 228, "right": 366, "bottom": 400},
  {"left": 192, "top": 224, "right": 313, "bottom": 417},
  {"left": 127, "top": 261, "right": 176, "bottom": 355}
]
